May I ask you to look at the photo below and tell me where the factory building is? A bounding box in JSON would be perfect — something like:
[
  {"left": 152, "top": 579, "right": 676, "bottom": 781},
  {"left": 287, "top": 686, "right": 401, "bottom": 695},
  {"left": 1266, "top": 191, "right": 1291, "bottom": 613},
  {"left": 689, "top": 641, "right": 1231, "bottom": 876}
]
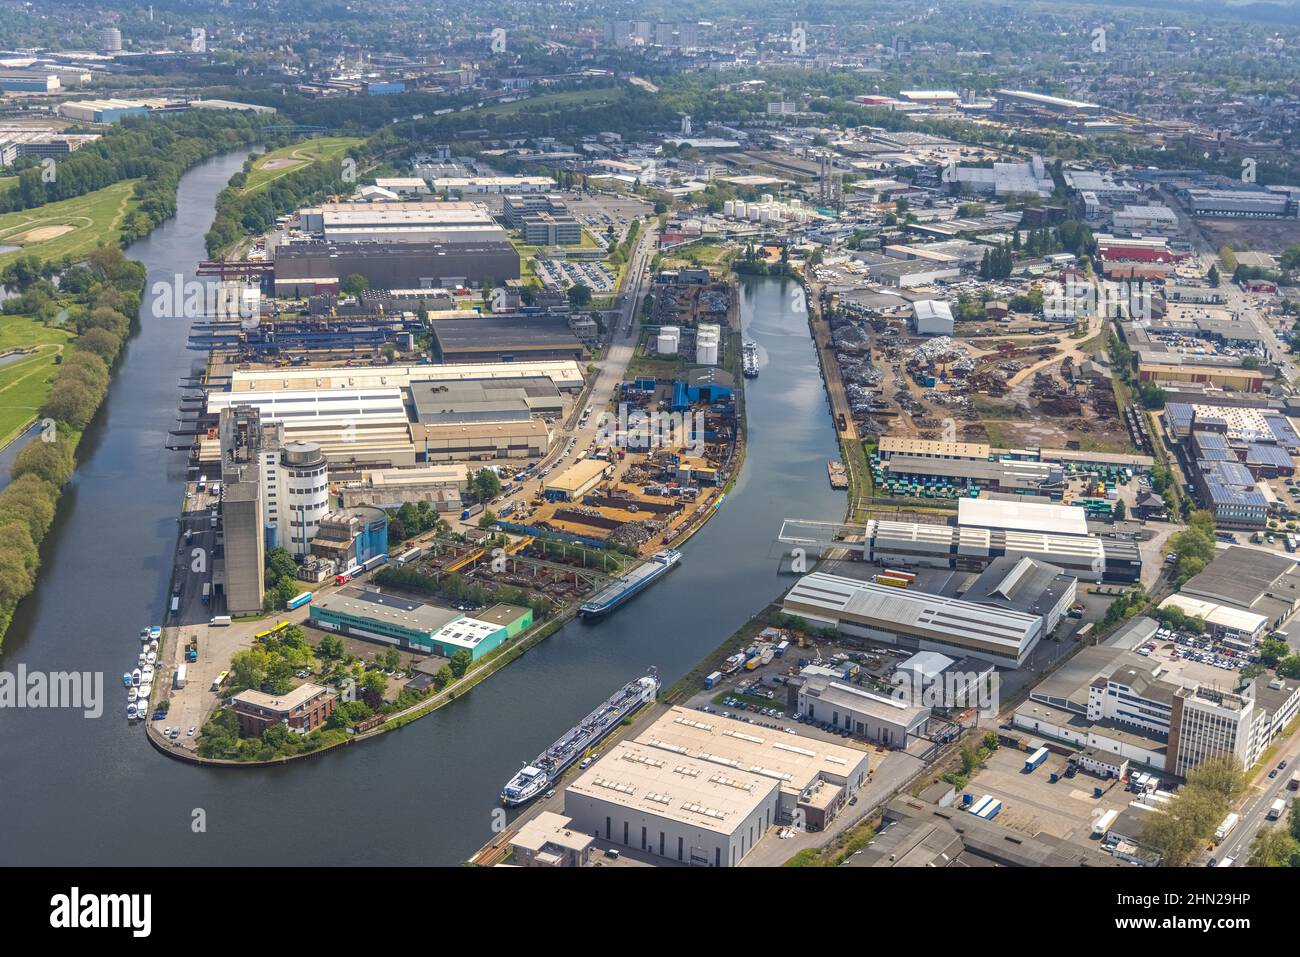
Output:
[
  {"left": 1138, "top": 363, "right": 1265, "bottom": 393},
  {"left": 309, "top": 589, "right": 531, "bottom": 660},
  {"left": 797, "top": 679, "right": 930, "bottom": 747},
  {"left": 308, "top": 505, "right": 389, "bottom": 570},
  {"left": 957, "top": 497, "right": 1089, "bottom": 537},
  {"left": 429, "top": 176, "right": 555, "bottom": 194},
  {"left": 782, "top": 571, "right": 1047, "bottom": 668},
  {"left": 882, "top": 455, "right": 1062, "bottom": 494},
  {"left": 912, "top": 299, "right": 954, "bottom": 336},
  {"left": 961, "top": 556, "right": 1077, "bottom": 636},
  {"left": 543, "top": 459, "right": 613, "bottom": 502},
  {"left": 273, "top": 239, "right": 520, "bottom": 295},
  {"left": 563, "top": 707, "right": 869, "bottom": 866},
  {"left": 227, "top": 360, "right": 586, "bottom": 394},
  {"left": 430, "top": 318, "right": 585, "bottom": 364},
  {"left": 1160, "top": 546, "right": 1300, "bottom": 636},
  {"left": 296, "top": 202, "right": 505, "bottom": 243},
  {"left": 411, "top": 419, "right": 551, "bottom": 461}
]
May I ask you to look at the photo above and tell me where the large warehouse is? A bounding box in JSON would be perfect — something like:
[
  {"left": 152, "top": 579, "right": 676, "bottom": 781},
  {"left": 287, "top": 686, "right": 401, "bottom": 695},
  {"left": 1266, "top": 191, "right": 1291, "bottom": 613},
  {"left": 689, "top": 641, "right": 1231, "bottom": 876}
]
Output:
[
  {"left": 782, "top": 571, "right": 1047, "bottom": 668},
  {"left": 296, "top": 201, "right": 507, "bottom": 244},
  {"left": 273, "top": 239, "right": 520, "bottom": 295},
  {"left": 563, "top": 706, "right": 869, "bottom": 867},
  {"left": 430, "top": 317, "right": 585, "bottom": 364},
  {"left": 957, "top": 497, "right": 1089, "bottom": 537}
]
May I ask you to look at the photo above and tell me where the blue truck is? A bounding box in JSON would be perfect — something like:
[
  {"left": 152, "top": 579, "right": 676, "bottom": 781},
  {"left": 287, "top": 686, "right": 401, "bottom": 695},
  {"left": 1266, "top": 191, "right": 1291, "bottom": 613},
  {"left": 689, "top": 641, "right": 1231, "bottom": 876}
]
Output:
[{"left": 1024, "top": 746, "right": 1049, "bottom": 773}]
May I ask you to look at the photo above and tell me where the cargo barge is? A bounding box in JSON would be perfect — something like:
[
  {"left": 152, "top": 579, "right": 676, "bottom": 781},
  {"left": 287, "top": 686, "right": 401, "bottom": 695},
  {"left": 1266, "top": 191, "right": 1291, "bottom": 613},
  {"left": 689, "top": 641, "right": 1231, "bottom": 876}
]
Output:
[
  {"left": 500, "top": 667, "right": 660, "bottom": 806},
  {"left": 828, "top": 460, "right": 848, "bottom": 489},
  {"left": 579, "top": 549, "right": 681, "bottom": 618},
  {"left": 742, "top": 339, "right": 759, "bottom": 378}
]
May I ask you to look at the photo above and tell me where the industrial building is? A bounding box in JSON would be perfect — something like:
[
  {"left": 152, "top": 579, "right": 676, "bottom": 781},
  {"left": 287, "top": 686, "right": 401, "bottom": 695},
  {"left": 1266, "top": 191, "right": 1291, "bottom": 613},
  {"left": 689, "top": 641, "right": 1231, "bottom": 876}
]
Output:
[
  {"left": 797, "top": 679, "right": 930, "bottom": 747},
  {"left": 563, "top": 706, "right": 869, "bottom": 866},
  {"left": 957, "top": 497, "right": 1089, "bottom": 537},
  {"left": 429, "top": 318, "right": 584, "bottom": 364},
  {"left": 543, "top": 459, "right": 613, "bottom": 502},
  {"left": 308, "top": 506, "right": 389, "bottom": 570},
  {"left": 309, "top": 589, "right": 532, "bottom": 660},
  {"left": 273, "top": 239, "right": 520, "bottom": 295},
  {"left": 882, "top": 455, "right": 1062, "bottom": 495},
  {"left": 961, "top": 556, "right": 1077, "bottom": 636},
  {"left": 779, "top": 517, "right": 1139, "bottom": 583},
  {"left": 429, "top": 176, "right": 555, "bottom": 194},
  {"left": 911, "top": 299, "right": 954, "bottom": 336},
  {"left": 1013, "top": 642, "right": 1300, "bottom": 777},
  {"left": 782, "top": 571, "right": 1048, "bottom": 668},
  {"left": 1138, "top": 363, "right": 1265, "bottom": 393},
  {"left": 295, "top": 202, "right": 506, "bottom": 244},
  {"left": 1158, "top": 546, "right": 1300, "bottom": 637},
  {"left": 226, "top": 359, "right": 586, "bottom": 394}
]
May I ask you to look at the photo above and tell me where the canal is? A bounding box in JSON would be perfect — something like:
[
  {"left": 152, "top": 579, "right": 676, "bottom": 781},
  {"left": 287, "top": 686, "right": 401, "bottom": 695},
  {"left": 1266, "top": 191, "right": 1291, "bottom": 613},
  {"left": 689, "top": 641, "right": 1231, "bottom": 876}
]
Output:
[{"left": 0, "top": 152, "right": 845, "bottom": 865}]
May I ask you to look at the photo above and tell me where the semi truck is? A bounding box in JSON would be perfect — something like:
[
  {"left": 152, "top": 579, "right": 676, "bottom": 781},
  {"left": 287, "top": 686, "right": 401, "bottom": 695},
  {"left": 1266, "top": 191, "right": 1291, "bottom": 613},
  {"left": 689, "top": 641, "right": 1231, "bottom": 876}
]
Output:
[
  {"left": 201, "top": 582, "right": 211, "bottom": 605},
  {"left": 1092, "top": 809, "right": 1119, "bottom": 838},
  {"left": 1024, "top": 747, "right": 1049, "bottom": 773},
  {"left": 461, "top": 503, "right": 485, "bottom": 521},
  {"left": 703, "top": 671, "right": 722, "bottom": 690},
  {"left": 1215, "top": 812, "right": 1239, "bottom": 842}
]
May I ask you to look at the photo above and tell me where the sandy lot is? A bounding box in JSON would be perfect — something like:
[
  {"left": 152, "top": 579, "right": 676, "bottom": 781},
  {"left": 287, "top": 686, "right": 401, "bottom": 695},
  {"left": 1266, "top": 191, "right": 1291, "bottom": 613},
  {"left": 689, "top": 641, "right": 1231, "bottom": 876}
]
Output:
[{"left": 13, "top": 224, "right": 76, "bottom": 243}]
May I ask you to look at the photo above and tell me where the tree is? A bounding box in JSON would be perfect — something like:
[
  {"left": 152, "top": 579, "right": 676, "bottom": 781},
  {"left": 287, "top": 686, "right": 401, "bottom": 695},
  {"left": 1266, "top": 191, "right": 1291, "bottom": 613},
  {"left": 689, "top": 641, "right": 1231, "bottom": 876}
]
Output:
[
  {"left": 1112, "top": 500, "right": 1127, "bottom": 522},
  {"left": 567, "top": 283, "right": 593, "bottom": 308},
  {"left": 478, "top": 510, "right": 498, "bottom": 529},
  {"left": 381, "top": 647, "right": 402, "bottom": 672},
  {"left": 340, "top": 273, "right": 370, "bottom": 296},
  {"left": 1259, "top": 639, "right": 1290, "bottom": 667},
  {"left": 1248, "top": 827, "right": 1300, "bottom": 867},
  {"left": 359, "top": 669, "right": 388, "bottom": 705},
  {"left": 450, "top": 648, "right": 472, "bottom": 679},
  {"left": 472, "top": 468, "right": 502, "bottom": 501},
  {"left": 12, "top": 436, "right": 76, "bottom": 487}
]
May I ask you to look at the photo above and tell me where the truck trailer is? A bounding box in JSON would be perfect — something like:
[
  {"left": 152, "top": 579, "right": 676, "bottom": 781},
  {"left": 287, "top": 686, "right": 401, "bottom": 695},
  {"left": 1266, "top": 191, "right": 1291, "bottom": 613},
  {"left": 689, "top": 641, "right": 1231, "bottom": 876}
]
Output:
[{"left": 1024, "top": 747, "right": 1049, "bottom": 773}]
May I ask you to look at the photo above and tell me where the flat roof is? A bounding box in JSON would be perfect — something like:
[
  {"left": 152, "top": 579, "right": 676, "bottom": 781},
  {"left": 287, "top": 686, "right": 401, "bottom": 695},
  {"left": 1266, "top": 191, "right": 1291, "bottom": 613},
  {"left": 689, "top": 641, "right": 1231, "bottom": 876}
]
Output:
[
  {"left": 958, "top": 497, "right": 1088, "bottom": 537},
  {"left": 879, "top": 436, "right": 990, "bottom": 459},
  {"left": 544, "top": 458, "right": 610, "bottom": 493},
  {"left": 312, "top": 586, "right": 461, "bottom": 635},
  {"left": 784, "top": 572, "right": 1041, "bottom": 658},
  {"left": 566, "top": 706, "right": 868, "bottom": 835},
  {"left": 232, "top": 682, "right": 331, "bottom": 713},
  {"left": 1156, "top": 594, "right": 1268, "bottom": 635},
  {"left": 228, "top": 360, "right": 586, "bottom": 392}
]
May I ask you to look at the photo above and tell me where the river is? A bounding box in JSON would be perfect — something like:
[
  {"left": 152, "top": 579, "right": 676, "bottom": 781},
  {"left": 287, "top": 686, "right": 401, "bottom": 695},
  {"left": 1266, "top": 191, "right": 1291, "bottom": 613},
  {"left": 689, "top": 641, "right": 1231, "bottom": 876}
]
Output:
[{"left": 0, "top": 152, "right": 845, "bottom": 865}]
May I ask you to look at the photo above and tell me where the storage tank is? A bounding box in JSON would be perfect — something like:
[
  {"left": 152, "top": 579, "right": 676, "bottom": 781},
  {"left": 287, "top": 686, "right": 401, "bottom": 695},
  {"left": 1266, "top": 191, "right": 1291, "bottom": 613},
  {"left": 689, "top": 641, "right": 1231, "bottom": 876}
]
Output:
[
  {"left": 733, "top": 201, "right": 746, "bottom": 219},
  {"left": 723, "top": 200, "right": 735, "bottom": 218}
]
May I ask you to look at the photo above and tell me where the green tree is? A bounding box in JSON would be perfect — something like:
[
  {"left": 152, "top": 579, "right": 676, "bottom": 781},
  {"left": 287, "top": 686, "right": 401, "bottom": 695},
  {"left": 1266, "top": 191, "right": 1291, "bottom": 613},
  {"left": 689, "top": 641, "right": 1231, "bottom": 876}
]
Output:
[{"left": 450, "top": 648, "right": 472, "bottom": 679}]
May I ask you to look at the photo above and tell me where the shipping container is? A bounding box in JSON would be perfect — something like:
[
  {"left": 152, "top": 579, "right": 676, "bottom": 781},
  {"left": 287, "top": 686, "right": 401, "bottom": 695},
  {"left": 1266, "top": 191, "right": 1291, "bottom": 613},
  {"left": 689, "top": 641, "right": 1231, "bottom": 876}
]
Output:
[
  {"left": 396, "top": 547, "right": 423, "bottom": 565},
  {"left": 975, "top": 799, "right": 1002, "bottom": 820},
  {"left": 1024, "top": 746, "right": 1049, "bottom": 773},
  {"left": 287, "top": 591, "right": 313, "bottom": 610},
  {"left": 1092, "top": 809, "right": 1119, "bottom": 837},
  {"left": 967, "top": 794, "right": 993, "bottom": 816}
]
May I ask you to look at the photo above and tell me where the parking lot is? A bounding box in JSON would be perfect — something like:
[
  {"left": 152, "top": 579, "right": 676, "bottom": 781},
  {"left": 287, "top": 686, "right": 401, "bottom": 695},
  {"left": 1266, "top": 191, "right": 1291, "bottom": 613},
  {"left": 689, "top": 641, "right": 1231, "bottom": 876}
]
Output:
[
  {"left": 536, "top": 258, "right": 615, "bottom": 292},
  {"left": 962, "top": 743, "right": 1132, "bottom": 844}
]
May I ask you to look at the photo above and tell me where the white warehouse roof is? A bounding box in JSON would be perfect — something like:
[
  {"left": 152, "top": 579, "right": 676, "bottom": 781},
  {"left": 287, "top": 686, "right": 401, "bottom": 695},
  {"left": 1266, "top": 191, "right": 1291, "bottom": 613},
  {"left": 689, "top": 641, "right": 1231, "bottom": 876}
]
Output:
[{"left": 958, "top": 497, "right": 1088, "bottom": 537}]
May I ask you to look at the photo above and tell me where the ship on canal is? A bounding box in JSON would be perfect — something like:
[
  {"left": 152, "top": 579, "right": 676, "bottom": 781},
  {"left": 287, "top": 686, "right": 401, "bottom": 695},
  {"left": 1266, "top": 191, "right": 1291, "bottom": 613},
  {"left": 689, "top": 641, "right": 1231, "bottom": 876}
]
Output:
[
  {"left": 579, "top": 549, "right": 681, "bottom": 619},
  {"left": 500, "top": 667, "right": 660, "bottom": 806},
  {"left": 742, "top": 339, "right": 759, "bottom": 378}
]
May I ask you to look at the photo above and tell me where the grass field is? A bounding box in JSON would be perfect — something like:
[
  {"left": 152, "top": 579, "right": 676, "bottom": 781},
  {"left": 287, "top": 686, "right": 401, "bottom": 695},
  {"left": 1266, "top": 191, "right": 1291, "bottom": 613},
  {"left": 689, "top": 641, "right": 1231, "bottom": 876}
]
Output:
[
  {"left": 0, "top": 315, "right": 74, "bottom": 449},
  {"left": 0, "top": 180, "right": 139, "bottom": 264},
  {"left": 242, "top": 136, "right": 365, "bottom": 194}
]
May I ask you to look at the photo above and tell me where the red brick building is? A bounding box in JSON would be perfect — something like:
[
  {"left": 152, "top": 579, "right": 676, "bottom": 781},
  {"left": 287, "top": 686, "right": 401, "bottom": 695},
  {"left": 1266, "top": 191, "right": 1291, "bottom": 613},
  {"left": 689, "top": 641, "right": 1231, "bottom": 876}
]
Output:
[{"left": 231, "top": 683, "right": 336, "bottom": 737}]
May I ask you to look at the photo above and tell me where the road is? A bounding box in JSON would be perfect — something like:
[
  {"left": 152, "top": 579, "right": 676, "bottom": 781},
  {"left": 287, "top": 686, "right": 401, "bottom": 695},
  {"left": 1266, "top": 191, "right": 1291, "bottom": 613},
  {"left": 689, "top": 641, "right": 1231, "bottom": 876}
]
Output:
[
  {"left": 1212, "top": 738, "right": 1300, "bottom": 866},
  {"left": 462, "top": 221, "right": 660, "bottom": 529}
]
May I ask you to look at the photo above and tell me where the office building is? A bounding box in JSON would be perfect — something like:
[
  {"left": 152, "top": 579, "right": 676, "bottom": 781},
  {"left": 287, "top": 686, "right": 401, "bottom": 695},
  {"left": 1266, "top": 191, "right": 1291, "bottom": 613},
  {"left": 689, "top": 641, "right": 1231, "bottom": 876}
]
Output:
[{"left": 231, "top": 683, "right": 336, "bottom": 736}]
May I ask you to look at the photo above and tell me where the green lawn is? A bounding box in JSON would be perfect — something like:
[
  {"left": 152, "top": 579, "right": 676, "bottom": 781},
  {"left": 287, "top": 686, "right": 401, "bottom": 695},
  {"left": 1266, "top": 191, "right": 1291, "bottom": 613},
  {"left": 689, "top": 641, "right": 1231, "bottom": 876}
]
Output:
[
  {"left": 242, "top": 136, "right": 365, "bottom": 194},
  {"left": 0, "top": 180, "right": 139, "bottom": 264},
  {"left": 0, "top": 315, "right": 74, "bottom": 448}
]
